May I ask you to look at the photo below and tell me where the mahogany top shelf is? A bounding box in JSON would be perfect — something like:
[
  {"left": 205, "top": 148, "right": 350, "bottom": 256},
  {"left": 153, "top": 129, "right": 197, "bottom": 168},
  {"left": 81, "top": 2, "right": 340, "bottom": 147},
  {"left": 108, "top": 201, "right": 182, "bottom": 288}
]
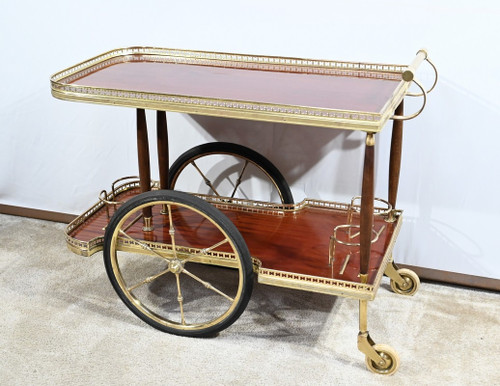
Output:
[{"left": 51, "top": 47, "right": 413, "bottom": 132}]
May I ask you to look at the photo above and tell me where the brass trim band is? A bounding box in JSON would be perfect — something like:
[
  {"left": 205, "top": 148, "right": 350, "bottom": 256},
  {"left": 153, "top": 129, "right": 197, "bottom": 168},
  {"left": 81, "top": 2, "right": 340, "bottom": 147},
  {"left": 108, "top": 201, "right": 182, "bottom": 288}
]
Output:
[
  {"left": 49, "top": 47, "right": 431, "bottom": 132},
  {"left": 65, "top": 180, "right": 403, "bottom": 300}
]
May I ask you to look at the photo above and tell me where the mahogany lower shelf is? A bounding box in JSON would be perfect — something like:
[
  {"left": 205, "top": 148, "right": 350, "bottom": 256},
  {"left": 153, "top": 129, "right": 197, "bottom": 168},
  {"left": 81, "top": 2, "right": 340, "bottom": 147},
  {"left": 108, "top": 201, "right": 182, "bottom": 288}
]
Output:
[{"left": 66, "top": 183, "right": 402, "bottom": 300}]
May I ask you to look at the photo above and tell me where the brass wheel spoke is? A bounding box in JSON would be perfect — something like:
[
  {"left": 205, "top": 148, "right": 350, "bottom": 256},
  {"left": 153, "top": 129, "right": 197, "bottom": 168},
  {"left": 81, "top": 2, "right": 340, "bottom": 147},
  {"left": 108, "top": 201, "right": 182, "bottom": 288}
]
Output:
[
  {"left": 175, "top": 273, "right": 186, "bottom": 325},
  {"left": 118, "top": 229, "right": 173, "bottom": 262},
  {"left": 191, "top": 161, "right": 220, "bottom": 196},
  {"left": 180, "top": 238, "right": 230, "bottom": 264},
  {"left": 166, "top": 204, "right": 178, "bottom": 259},
  {"left": 199, "top": 238, "right": 229, "bottom": 255},
  {"left": 127, "top": 267, "right": 171, "bottom": 292},
  {"left": 181, "top": 267, "right": 234, "bottom": 302},
  {"left": 230, "top": 160, "right": 249, "bottom": 198},
  {"left": 122, "top": 213, "right": 144, "bottom": 233}
]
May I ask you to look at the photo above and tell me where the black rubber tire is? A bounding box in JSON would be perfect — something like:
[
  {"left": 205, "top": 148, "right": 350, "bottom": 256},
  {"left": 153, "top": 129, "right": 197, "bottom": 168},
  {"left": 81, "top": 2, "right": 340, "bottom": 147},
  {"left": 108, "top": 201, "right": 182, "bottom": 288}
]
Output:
[
  {"left": 103, "top": 190, "right": 254, "bottom": 337},
  {"left": 169, "top": 142, "right": 294, "bottom": 204}
]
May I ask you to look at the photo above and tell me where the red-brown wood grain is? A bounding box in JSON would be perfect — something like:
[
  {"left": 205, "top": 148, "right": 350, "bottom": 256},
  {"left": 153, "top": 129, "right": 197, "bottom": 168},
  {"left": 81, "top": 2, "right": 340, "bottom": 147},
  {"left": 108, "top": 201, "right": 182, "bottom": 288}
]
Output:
[
  {"left": 69, "top": 191, "right": 397, "bottom": 285},
  {"left": 71, "top": 61, "right": 400, "bottom": 113},
  {"left": 68, "top": 188, "right": 140, "bottom": 242}
]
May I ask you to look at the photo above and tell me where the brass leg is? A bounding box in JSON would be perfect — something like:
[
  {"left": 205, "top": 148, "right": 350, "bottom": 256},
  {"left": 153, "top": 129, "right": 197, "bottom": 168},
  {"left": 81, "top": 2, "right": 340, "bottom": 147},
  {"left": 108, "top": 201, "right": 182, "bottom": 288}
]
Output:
[
  {"left": 357, "top": 275, "right": 385, "bottom": 366},
  {"left": 142, "top": 216, "right": 153, "bottom": 232},
  {"left": 357, "top": 274, "right": 400, "bottom": 375},
  {"left": 358, "top": 323, "right": 385, "bottom": 367}
]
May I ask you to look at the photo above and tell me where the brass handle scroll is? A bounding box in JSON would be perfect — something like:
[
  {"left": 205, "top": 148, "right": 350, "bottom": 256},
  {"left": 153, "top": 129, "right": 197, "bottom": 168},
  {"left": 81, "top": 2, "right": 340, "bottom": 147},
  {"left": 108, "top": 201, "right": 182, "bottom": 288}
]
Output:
[
  {"left": 391, "top": 78, "right": 427, "bottom": 121},
  {"left": 403, "top": 49, "right": 438, "bottom": 96},
  {"left": 391, "top": 49, "right": 438, "bottom": 121}
]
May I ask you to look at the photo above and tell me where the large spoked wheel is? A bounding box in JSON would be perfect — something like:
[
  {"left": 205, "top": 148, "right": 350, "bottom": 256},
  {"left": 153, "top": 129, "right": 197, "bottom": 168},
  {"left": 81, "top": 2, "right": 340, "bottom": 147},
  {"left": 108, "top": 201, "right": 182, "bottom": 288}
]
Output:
[
  {"left": 169, "top": 142, "right": 294, "bottom": 204},
  {"left": 103, "top": 190, "right": 254, "bottom": 337}
]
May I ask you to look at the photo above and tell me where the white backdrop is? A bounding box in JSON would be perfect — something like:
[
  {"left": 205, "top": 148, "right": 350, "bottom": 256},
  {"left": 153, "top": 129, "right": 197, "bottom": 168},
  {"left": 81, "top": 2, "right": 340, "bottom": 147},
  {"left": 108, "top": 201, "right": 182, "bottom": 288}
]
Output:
[{"left": 1, "top": 0, "right": 499, "bottom": 279}]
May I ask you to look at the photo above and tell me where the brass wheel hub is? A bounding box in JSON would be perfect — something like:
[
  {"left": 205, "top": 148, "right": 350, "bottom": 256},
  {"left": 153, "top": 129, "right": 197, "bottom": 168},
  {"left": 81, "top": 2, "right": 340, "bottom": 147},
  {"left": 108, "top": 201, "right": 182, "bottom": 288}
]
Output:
[
  {"left": 169, "top": 259, "right": 184, "bottom": 274},
  {"left": 377, "top": 354, "right": 390, "bottom": 368}
]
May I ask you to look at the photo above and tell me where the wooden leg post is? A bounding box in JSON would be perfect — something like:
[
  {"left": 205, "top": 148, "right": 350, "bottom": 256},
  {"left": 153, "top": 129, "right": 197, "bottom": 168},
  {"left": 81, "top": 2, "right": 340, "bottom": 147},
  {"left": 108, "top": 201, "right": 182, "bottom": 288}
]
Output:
[
  {"left": 137, "top": 108, "right": 153, "bottom": 230},
  {"left": 388, "top": 101, "right": 404, "bottom": 215},
  {"left": 156, "top": 110, "right": 169, "bottom": 190},
  {"left": 386, "top": 100, "right": 419, "bottom": 293},
  {"left": 360, "top": 133, "right": 375, "bottom": 276}
]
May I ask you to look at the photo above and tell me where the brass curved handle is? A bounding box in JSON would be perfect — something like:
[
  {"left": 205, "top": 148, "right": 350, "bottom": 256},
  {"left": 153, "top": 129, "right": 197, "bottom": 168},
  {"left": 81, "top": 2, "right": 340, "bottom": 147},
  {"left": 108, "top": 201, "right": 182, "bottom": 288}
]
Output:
[
  {"left": 402, "top": 49, "right": 428, "bottom": 82},
  {"left": 406, "top": 56, "right": 438, "bottom": 97},
  {"left": 391, "top": 78, "right": 427, "bottom": 121}
]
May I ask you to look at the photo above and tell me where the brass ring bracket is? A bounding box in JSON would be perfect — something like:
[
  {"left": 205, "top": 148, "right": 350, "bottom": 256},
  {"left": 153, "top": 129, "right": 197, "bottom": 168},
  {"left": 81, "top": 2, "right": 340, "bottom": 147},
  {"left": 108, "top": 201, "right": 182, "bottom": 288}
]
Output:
[
  {"left": 98, "top": 189, "right": 123, "bottom": 206},
  {"left": 391, "top": 78, "right": 427, "bottom": 121},
  {"left": 111, "top": 176, "right": 140, "bottom": 198},
  {"left": 99, "top": 176, "right": 159, "bottom": 206},
  {"left": 328, "top": 224, "right": 386, "bottom": 266},
  {"left": 348, "top": 196, "right": 393, "bottom": 219},
  {"left": 98, "top": 176, "right": 140, "bottom": 206}
]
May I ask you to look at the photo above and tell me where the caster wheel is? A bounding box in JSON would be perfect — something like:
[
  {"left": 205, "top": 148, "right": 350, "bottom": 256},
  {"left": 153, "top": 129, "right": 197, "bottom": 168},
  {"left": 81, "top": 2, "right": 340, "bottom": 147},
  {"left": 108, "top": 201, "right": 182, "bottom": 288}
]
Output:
[
  {"left": 390, "top": 268, "right": 420, "bottom": 296},
  {"left": 365, "top": 344, "right": 400, "bottom": 375}
]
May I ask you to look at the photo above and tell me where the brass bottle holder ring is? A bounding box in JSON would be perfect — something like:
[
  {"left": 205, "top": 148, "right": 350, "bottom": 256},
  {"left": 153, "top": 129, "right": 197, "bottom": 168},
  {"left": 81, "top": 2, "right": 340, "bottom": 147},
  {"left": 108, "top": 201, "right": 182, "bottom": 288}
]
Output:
[
  {"left": 98, "top": 176, "right": 140, "bottom": 205},
  {"left": 328, "top": 196, "right": 390, "bottom": 272},
  {"left": 347, "top": 196, "right": 393, "bottom": 224},
  {"left": 328, "top": 224, "right": 386, "bottom": 271}
]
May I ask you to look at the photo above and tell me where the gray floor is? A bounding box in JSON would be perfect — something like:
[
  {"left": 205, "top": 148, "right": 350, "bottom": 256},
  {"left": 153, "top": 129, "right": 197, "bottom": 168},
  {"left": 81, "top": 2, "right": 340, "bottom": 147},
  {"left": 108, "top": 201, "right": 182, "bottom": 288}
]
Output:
[{"left": 1, "top": 213, "right": 499, "bottom": 385}]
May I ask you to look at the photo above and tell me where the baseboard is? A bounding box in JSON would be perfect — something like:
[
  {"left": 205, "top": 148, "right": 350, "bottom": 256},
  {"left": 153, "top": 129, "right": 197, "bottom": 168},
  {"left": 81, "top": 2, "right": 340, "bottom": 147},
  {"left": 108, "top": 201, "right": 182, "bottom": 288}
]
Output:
[
  {"left": 1, "top": 204, "right": 499, "bottom": 292},
  {"left": 0, "top": 204, "right": 77, "bottom": 224},
  {"left": 399, "top": 264, "right": 499, "bottom": 292}
]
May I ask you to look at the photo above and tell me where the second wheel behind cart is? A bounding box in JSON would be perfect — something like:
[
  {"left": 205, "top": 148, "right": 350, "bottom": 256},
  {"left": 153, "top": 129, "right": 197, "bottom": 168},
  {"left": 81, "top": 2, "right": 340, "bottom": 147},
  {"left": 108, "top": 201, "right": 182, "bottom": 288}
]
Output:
[{"left": 169, "top": 142, "right": 294, "bottom": 204}]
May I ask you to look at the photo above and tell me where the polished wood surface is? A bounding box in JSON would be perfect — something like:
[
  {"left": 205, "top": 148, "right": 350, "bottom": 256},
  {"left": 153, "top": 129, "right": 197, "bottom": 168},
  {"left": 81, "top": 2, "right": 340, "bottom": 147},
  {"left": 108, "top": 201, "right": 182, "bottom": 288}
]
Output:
[
  {"left": 70, "top": 61, "right": 400, "bottom": 113},
  {"left": 68, "top": 190, "right": 397, "bottom": 286},
  {"left": 13, "top": 197, "right": 488, "bottom": 290},
  {"left": 389, "top": 101, "right": 404, "bottom": 208},
  {"left": 69, "top": 188, "right": 140, "bottom": 242},
  {"left": 224, "top": 206, "right": 394, "bottom": 285}
]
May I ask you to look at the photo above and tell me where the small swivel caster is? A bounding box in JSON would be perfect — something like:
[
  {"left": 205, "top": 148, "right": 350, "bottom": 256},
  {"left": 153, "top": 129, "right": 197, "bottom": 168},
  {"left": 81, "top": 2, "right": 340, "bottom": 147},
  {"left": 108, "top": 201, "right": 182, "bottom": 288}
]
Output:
[
  {"left": 358, "top": 332, "right": 400, "bottom": 375},
  {"left": 364, "top": 343, "right": 400, "bottom": 375},
  {"left": 385, "top": 262, "right": 420, "bottom": 296}
]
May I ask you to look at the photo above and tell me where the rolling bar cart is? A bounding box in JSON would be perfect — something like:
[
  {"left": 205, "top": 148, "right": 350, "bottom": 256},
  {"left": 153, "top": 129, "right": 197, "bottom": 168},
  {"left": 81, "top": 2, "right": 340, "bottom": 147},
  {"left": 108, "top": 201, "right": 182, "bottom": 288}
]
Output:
[{"left": 51, "top": 47, "right": 437, "bottom": 374}]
